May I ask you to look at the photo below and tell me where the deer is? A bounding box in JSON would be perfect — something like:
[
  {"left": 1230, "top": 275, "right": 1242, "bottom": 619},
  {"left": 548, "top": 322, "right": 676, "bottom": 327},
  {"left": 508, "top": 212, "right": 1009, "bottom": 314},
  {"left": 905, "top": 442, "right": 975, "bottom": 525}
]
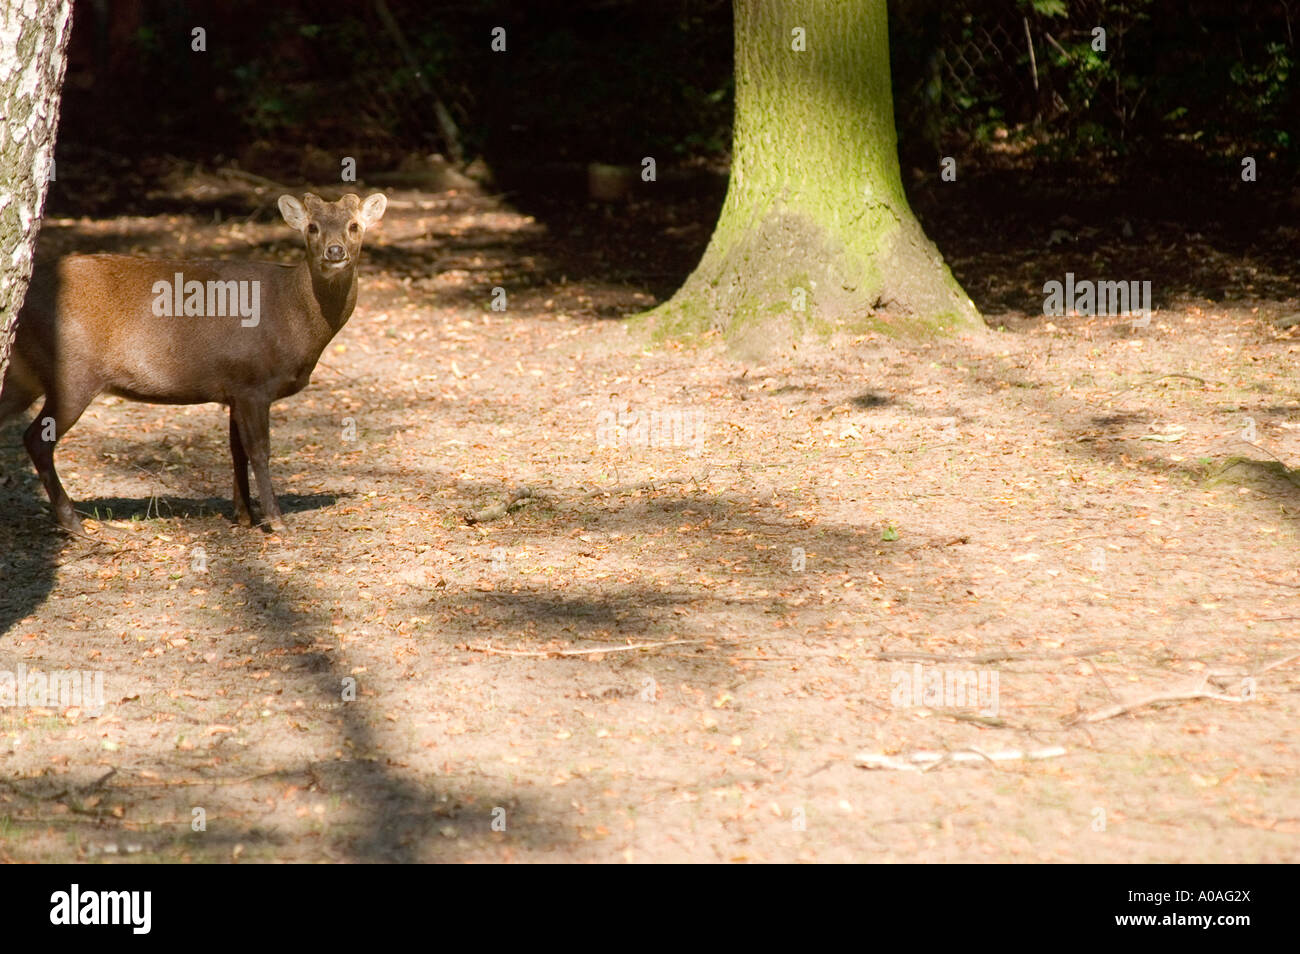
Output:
[{"left": 0, "top": 192, "right": 387, "bottom": 534}]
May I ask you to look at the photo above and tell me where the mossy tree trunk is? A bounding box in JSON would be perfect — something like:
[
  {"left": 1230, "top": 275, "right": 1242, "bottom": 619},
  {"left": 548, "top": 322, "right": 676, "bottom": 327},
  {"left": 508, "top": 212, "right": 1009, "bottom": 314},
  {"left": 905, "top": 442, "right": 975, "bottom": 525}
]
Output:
[{"left": 647, "top": 0, "right": 981, "bottom": 354}]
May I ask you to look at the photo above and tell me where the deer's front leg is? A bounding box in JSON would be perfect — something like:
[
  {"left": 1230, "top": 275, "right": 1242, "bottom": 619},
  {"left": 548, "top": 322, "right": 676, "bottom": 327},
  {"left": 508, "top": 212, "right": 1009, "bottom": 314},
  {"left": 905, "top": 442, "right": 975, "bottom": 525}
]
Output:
[
  {"left": 229, "top": 407, "right": 254, "bottom": 526},
  {"left": 232, "top": 400, "right": 285, "bottom": 533}
]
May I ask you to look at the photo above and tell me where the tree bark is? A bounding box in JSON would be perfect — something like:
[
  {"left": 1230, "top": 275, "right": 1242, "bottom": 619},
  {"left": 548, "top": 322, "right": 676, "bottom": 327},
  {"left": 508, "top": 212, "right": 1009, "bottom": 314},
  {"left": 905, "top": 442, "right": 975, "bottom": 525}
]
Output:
[
  {"left": 647, "top": 0, "right": 981, "bottom": 355},
  {"left": 0, "top": 0, "right": 74, "bottom": 385}
]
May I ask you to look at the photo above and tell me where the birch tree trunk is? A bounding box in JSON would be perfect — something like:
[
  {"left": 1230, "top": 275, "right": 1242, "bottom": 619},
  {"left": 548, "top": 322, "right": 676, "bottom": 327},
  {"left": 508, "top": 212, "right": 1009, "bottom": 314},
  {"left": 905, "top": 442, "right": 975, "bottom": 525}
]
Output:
[{"left": 0, "top": 0, "right": 74, "bottom": 384}]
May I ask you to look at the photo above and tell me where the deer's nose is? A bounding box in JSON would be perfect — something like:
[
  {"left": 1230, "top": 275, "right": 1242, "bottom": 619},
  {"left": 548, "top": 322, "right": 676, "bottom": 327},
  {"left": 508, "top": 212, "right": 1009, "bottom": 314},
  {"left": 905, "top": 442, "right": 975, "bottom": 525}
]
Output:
[{"left": 325, "top": 244, "right": 347, "bottom": 261}]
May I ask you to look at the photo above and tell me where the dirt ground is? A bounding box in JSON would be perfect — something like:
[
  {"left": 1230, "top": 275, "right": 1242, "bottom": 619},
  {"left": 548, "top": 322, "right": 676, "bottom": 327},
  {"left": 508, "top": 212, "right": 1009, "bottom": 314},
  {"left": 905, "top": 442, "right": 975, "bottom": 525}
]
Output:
[{"left": 1, "top": 170, "right": 1297, "bottom": 862}]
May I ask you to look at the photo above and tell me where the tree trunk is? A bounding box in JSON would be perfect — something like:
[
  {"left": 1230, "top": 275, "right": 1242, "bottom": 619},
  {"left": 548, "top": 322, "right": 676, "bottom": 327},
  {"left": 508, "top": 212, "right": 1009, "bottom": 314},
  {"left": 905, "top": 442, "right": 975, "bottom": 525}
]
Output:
[
  {"left": 647, "top": 0, "right": 981, "bottom": 355},
  {"left": 0, "top": 0, "right": 74, "bottom": 385}
]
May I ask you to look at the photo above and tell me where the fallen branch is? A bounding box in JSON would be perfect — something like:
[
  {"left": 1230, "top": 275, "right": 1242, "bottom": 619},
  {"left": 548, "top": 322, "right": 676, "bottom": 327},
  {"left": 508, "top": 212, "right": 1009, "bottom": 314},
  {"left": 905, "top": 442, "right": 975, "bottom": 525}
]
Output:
[
  {"left": 467, "top": 638, "right": 707, "bottom": 658},
  {"left": 856, "top": 746, "right": 1066, "bottom": 772},
  {"left": 464, "top": 472, "right": 708, "bottom": 524},
  {"left": 577, "top": 473, "right": 707, "bottom": 499},
  {"left": 1073, "top": 676, "right": 1245, "bottom": 724},
  {"left": 870, "top": 645, "right": 1114, "bottom": 665},
  {"left": 1206, "top": 650, "right": 1300, "bottom": 689},
  {"left": 465, "top": 486, "right": 538, "bottom": 524}
]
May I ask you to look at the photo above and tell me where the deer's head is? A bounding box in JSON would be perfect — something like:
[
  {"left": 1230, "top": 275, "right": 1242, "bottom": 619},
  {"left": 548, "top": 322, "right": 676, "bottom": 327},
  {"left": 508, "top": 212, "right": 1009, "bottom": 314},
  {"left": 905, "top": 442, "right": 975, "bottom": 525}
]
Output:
[{"left": 278, "top": 192, "right": 387, "bottom": 279}]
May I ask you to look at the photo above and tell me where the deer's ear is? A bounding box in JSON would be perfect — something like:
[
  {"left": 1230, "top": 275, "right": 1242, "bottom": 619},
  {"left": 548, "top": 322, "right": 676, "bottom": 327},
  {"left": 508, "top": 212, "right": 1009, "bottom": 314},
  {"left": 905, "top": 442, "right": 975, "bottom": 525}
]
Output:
[
  {"left": 358, "top": 193, "right": 388, "bottom": 229},
  {"left": 278, "top": 195, "right": 310, "bottom": 232}
]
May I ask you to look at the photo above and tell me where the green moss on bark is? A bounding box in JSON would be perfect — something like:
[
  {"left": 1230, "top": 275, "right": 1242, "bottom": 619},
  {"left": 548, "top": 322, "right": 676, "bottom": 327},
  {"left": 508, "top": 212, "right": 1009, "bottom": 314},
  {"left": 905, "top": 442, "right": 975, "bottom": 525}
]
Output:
[{"left": 638, "top": 0, "right": 982, "bottom": 354}]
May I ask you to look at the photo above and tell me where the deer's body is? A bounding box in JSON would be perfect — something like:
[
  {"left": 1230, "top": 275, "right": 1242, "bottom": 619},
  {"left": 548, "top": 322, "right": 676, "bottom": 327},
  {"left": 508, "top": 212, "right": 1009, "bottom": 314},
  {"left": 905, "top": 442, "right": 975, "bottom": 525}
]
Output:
[
  {"left": 0, "top": 192, "right": 387, "bottom": 533},
  {"left": 12, "top": 256, "right": 344, "bottom": 405}
]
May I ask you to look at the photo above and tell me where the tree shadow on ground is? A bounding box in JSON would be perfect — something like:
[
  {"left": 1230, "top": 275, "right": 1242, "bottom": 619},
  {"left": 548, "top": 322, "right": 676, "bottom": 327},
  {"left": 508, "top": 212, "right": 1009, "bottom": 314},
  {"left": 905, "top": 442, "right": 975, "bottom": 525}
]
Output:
[
  {"left": 0, "top": 427, "right": 61, "bottom": 642},
  {"left": 930, "top": 338, "right": 1300, "bottom": 518},
  {"left": 392, "top": 484, "right": 933, "bottom": 691},
  {"left": 0, "top": 760, "right": 556, "bottom": 863},
  {"left": 69, "top": 492, "right": 342, "bottom": 526},
  {"left": 0, "top": 538, "right": 569, "bottom": 863},
  {"left": 212, "top": 551, "right": 573, "bottom": 861}
]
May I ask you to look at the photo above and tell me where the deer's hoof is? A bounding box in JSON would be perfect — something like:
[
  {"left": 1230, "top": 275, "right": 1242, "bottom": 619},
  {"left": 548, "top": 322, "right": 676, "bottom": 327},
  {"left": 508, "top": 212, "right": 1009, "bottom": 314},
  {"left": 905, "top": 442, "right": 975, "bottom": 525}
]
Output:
[
  {"left": 54, "top": 509, "right": 84, "bottom": 535},
  {"left": 266, "top": 516, "right": 288, "bottom": 534}
]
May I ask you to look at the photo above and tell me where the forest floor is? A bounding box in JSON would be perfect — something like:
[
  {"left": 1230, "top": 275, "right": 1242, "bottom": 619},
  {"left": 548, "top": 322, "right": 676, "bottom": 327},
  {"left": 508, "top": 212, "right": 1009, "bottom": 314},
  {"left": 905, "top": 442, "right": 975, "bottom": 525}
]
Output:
[{"left": 1, "top": 159, "right": 1297, "bottom": 862}]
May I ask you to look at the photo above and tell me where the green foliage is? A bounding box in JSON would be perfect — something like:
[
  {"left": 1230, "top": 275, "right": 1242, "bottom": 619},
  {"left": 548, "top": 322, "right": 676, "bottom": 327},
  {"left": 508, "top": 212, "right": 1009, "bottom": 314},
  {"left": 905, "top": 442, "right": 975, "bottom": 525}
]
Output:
[
  {"left": 229, "top": 62, "right": 294, "bottom": 137},
  {"left": 893, "top": 0, "right": 1300, "bottom": 165},
  {"left": 1228, "top": 41, "right": 1294, "bottom": 147},
  {"left": 60, "top": 0, "right": 1297, "bottom": 171},
  {"left": 131, "top": 25, "right": 162, "bottom": 57},
  {"left": 1025, "top": 0, "right": 1068, "bottom": 17}
]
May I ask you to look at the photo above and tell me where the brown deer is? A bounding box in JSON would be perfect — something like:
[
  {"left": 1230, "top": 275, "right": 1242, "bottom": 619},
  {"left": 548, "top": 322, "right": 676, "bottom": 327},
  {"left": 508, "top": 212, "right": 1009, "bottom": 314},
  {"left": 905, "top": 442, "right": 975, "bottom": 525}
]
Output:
[{"left": 0, "top": 192, "right": 387, "bottom": 533}]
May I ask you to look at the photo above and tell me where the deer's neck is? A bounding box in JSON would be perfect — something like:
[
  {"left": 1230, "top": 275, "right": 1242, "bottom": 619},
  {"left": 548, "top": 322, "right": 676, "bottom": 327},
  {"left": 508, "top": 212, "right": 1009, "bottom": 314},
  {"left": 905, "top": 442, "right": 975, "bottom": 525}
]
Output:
[{"left": 303, "top": 262, "right": 359, "bottom": 337}]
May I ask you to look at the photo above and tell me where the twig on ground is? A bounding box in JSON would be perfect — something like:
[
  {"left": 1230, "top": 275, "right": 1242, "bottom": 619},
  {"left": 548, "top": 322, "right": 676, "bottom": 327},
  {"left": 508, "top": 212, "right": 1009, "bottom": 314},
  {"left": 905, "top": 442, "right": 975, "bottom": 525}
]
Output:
[
  {"left": 1049, "top": 531, "right": 1121, "bottom": 544},
  {"left": 53, "top": 522, "right": 122, "bottom": 555},
  {"left": 0, "top": 768, "right": 116, "bottom": 808},
  {"left": 314, "top": 359, "right": 364, "bottom": 386},
  {"left": 1253, "top": 650, "right": 1300, "bottom": 675},
  {"left": 1112, "top": 372, "right": 1218, "bottom": 399},
  {"left": 83, "top": 768, "right": 117, "bottom": 792},
  {"left": 1083, "top": 655, "right": 1122, "bottom": 703},
  {"left": 946, "top": 713, "right": 1010, "bottom": 728},
  {"left": 1234, "top": 441, "right": 1294, "bottom": 469}
]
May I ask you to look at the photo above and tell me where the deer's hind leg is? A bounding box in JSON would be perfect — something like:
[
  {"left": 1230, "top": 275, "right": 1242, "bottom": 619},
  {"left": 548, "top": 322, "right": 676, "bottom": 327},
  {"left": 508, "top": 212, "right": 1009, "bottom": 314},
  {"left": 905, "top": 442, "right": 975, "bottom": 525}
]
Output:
[{"left": 24, "top": 381, "right": 98, "bottom": 532}]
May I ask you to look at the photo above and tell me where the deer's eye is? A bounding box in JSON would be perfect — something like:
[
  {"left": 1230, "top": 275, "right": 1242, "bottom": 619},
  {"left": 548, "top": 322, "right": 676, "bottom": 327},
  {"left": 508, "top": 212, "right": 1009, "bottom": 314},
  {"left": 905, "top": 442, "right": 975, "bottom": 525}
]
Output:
[
  {"left": 349, "top": 222, "right": 360, "bottom": 234},
  {"left": 307, "top": 223, "right": 319, "bottom": 234}
]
